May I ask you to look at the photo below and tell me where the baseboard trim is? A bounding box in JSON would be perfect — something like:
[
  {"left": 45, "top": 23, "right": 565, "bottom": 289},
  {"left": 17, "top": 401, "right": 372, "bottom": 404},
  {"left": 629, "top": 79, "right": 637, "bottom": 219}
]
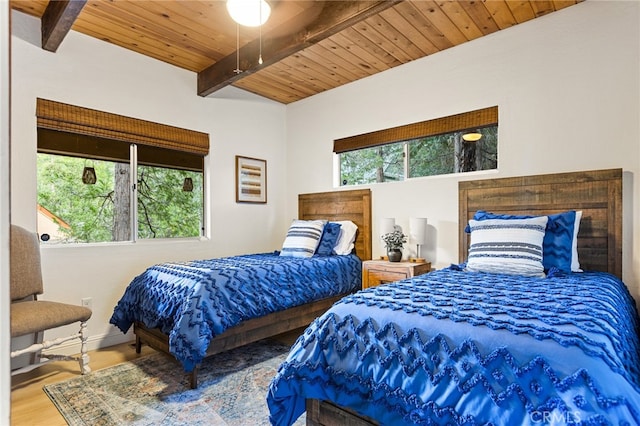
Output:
[{"left": 41, "top": 329, "right": 134, "bottom": 356}]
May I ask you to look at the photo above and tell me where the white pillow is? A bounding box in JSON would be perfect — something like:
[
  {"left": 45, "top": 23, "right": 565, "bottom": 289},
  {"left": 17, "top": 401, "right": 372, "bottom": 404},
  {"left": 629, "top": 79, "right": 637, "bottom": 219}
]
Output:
[
  {"left": 571, "top": 210, "right": 583, "bottom": 272},
  {"left": 465, "top": 216, "right": 548, "bottom": 277},
  {"left": 280, "top": 220, "right": 326, "bottom": 258},
  {"left": 332, "top": 220, "right": 358, "bottom": 255}
]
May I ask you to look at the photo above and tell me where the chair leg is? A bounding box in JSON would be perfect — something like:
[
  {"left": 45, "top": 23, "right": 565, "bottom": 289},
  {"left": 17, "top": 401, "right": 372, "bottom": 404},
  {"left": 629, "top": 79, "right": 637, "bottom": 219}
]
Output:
[
  {"left": 12, "top": 324, "right": 91, "bottom": 376},
  {"left": 29, "top": 331, "right": 44, "bottom": 365},
  {"left": 79, "top": 321, "right": 91, "bottom": 374}
]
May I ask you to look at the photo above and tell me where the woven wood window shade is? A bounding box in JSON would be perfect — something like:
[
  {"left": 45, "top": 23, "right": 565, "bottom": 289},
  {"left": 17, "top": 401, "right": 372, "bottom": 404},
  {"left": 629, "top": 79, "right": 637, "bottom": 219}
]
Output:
[
  {"left": 36, "top": 98, "right": 209, "bottom": 156},
  {"left": 334, "top": 106, "right": 498, "bottom": 154}
]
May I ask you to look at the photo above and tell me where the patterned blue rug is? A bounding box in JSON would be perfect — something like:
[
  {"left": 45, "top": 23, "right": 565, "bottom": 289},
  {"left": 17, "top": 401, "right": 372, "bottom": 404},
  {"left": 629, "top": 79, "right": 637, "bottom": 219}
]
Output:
[{"left": 43, "top": 340, "right": 303, "bottom": 425}]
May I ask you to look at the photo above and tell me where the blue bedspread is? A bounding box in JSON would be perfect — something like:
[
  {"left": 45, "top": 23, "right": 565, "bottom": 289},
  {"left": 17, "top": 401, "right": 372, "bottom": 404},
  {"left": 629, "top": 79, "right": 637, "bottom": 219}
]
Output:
[
  {"left": 267, "top": 267, "right": 640, "bottom": 425},
  {"left": 110, "top": 252, "right": 361, "bottom": 372}
]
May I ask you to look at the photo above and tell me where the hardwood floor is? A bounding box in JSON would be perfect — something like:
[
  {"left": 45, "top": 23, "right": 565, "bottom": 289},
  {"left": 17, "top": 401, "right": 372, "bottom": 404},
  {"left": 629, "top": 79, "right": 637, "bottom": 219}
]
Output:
[
  {"left": 10, "top": 341, "right": 155, "bottom": 426},
  {"left": 10, "top": 329, "right": 303, "bottom": 425}
]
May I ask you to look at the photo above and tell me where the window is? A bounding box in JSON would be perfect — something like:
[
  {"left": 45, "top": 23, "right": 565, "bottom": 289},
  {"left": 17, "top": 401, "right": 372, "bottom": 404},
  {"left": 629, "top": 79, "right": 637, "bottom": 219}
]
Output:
[
  {"left": 335, "top": 107, "right": 498, "bottom": 186},
  {"left": 35, "top": 99, "right": 209, "bottom": 244}
]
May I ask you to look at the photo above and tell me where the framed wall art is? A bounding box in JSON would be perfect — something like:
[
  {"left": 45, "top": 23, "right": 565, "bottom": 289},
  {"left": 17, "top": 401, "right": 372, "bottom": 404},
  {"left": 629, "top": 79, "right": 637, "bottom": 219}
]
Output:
[{"left": 235, "top": 155, "right": 267, "bottom": 203}]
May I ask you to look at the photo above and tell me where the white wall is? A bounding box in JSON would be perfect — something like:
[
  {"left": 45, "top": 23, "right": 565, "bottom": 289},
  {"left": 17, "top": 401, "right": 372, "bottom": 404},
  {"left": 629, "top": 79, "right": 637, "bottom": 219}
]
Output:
[
  {"left": 2, "top": 1, "right": 12, "bottom": 422},
  {"left": 286, "top": 2, "right": 640, "bottom": 299},
  {"left": 10, "top": 10, "right": 287, "bottom": 353}
]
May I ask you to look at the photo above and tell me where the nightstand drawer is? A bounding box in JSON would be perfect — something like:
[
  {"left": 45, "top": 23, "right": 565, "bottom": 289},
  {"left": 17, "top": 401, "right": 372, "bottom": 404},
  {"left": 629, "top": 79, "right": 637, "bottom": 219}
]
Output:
[
  {"left": 362, "top": 260, "right": 432, "bottom": 289},
  {"left": 366, "top": 269, "right": 409, "bottom": 286}
]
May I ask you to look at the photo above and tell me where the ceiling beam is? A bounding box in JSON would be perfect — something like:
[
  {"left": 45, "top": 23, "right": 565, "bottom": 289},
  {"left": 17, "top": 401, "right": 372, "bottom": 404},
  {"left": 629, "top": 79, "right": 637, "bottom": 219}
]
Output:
[
  {"left": 41, "top": 0, "right": 87, "bottom": 52},
  {"left": 197, "top": 1, "right": 403, "bottom": 98}
]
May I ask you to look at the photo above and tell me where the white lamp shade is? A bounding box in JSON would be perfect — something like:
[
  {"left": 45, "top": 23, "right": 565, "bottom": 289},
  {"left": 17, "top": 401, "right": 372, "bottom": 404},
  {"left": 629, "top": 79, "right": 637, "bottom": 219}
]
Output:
[
  {"left": 410, "top": 217, "right": 427, "bottom": 245},
  {"left": 379, "top": 218, "right": 395, "bottom": 237},
  {"left": 227, "top": 0, "right": 271, "bottom": 27}
]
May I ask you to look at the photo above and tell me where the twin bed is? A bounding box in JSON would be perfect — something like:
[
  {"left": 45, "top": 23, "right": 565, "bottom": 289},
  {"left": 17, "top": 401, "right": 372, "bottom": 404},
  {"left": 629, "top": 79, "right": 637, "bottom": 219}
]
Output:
[
  {"left": 110, "top": 168, "right": 640, "bottom": 424},
  {"left": 266, "top": 168, "right": 640, "bottom": 425},
  {"left": 110, "top": 188, "right": 372, "bottom": 388}
]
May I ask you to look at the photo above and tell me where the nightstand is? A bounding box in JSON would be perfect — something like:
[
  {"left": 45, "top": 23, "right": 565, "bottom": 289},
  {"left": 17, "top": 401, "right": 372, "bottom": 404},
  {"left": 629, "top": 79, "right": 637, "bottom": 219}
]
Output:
[{"left": 362, "top": 260, "right": 432, "bottom": 289}]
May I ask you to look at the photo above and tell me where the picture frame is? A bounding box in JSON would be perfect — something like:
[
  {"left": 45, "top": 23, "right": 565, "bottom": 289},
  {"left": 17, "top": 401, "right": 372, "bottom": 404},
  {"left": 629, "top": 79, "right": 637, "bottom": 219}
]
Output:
[{"left": 235, "top": 155, "right": 267, "bottom": 203}]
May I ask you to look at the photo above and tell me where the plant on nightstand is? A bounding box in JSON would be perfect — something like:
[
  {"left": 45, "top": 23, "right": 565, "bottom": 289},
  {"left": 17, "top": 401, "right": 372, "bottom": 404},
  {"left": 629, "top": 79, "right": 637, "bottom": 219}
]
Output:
[{"left": 381, "top": 227, "right": 407, "bottom": 262}]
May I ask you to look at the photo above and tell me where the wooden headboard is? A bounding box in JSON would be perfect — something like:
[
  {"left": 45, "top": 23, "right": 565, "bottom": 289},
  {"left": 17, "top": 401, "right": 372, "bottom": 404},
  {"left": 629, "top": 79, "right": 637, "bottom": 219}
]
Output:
[
  {"left": 459, "top": 169, "right": 622, "bottom": 278},
  {"left": 298, "top": 189, "right": 372, "bottom": 261}
]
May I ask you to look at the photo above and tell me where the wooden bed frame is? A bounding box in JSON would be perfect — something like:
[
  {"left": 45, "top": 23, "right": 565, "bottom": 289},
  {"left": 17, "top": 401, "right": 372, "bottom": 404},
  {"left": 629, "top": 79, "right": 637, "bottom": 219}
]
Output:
[
  {"left": 458, "top": 168, "right": 622, "bottom": 278},
  {"left": 133, "top": 188, "right": 372, "bottom": 388},
  {"left": 306, "top": 168, "right": 623, "bottom": 425}
]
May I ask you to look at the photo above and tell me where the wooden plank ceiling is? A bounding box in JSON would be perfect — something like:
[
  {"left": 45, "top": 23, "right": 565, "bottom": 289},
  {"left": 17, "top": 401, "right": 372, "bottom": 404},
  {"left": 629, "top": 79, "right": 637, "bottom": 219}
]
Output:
[{"left": 11, "top": 0, "right": 583, "bottom": 104}]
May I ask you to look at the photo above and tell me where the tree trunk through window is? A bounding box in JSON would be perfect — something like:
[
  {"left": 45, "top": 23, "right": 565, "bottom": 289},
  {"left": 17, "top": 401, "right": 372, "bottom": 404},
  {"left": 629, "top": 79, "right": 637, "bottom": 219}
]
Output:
[
  {"left": 454, "top": 133, "right": 461, "bottom": 172},
  {"left": 475, "top": 138, "right": 484, "bottom": 171},
  {"left": 376, "top": 146, "right": 385, "bottom": 182},
  {"left": 113, "top": 163, "right": 131, "bottom": 241},
  {"left": 454, "top": 133, "right": 477, "bottom": 173},
  {"left": 461, "top": 141, "right": 477, "bottom": 172}
]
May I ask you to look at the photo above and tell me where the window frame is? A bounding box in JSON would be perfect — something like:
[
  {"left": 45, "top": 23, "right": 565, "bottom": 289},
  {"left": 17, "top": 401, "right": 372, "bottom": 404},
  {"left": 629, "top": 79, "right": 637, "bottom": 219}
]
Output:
[
  {"left": 335, "top": 107, "right": 498, "bottom": 186},
  {"left": 334, "top": 106, "right": 497, "bottom": 155},
  {"left": 35, "top": 99, "right": 209, "bottom": 244}
]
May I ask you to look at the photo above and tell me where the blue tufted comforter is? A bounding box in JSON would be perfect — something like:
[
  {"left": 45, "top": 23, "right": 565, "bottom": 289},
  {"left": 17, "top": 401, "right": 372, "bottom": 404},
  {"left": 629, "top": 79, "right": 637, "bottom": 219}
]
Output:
[
  {"left": 110, "top": 252, "right": 361, "bottom": 372},
  {"left": 267, "top": 267, "right": 640, "bottom": 425}
]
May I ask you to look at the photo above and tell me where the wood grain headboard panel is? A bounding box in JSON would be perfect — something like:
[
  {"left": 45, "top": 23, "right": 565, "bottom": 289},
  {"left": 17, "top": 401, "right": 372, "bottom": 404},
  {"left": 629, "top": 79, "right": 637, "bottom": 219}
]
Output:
[
  {"left": 299, "top": 189, "right": 372, "bottom": 261},
  {"left": 459, "top": 169, "right": 622, "bottom": 278}
]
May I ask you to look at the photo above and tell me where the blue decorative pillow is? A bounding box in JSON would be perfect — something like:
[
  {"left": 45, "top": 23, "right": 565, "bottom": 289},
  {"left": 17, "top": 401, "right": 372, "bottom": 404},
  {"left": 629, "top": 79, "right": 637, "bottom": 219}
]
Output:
[
  {"left": 468, "top": 210, "right": 580, "bottom": 273},
  {"left": 280, "top": 220, "right": 326, "bottom": 258},
  {"left": 466, "top": 216, "right": 548, "bottom": 277},
  {"left": 315, "top": 222, "right": 342, "bottom": 256}
]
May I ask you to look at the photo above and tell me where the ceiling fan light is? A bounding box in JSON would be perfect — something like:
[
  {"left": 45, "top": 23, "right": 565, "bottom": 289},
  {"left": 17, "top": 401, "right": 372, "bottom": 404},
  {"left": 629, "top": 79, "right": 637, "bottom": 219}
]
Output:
[
  {"left": 227, "top": 0, "right": 271, "bottom": 27},
  {"left": 462, "top": 131, "right": 483, "bottom": 142}
]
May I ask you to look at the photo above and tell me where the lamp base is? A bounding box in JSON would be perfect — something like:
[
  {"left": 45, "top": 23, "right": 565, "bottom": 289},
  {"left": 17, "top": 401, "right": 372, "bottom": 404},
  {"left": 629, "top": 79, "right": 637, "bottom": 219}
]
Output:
[{"left": 409, "top": 257, "right": 426, "bottom": 263}]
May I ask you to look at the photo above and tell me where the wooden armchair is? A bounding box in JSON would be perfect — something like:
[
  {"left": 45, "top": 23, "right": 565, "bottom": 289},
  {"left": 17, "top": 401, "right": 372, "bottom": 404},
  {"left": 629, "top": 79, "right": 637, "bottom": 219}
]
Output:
[{"left": 10, "top": 224, "right": 92, "bottom": 376}]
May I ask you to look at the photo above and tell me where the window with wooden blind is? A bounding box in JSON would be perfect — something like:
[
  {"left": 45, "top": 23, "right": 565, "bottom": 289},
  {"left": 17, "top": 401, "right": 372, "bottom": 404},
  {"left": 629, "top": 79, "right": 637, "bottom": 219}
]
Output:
[
  {"left": 35, "top": 99, "right": 209, "bottom": 243},
  {"left": 336, "top": 107, "right": 498, "bottom": 186}
]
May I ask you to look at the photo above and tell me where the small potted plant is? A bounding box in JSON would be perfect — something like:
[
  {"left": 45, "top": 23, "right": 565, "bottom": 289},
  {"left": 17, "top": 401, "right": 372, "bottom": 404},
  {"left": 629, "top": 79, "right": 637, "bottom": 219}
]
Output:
[{"left": 381, "top": 226, "right": 407, "bottom": 262}]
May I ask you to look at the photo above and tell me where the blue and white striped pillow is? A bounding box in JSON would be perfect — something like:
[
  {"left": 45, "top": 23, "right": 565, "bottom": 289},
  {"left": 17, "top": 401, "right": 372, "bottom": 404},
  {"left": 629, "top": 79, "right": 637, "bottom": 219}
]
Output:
[
  {"left": 280, "top": 220, "right": 327, "bottom": 258},
  {"left": 469, "top": 210, "right": 582, "bottom": 272},
  {"left": 466, "top": 216, "right": 548, "bottom": 277}
]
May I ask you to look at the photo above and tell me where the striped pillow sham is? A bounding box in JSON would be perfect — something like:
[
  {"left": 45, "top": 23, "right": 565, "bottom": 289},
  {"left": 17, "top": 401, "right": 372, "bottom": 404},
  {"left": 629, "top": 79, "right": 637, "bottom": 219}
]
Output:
[
  {"left": 280, "top": 220, "right": 327, "bottom": 258},
  {"left": 465, "top": 216, "right": 548, "bottom": 277}
]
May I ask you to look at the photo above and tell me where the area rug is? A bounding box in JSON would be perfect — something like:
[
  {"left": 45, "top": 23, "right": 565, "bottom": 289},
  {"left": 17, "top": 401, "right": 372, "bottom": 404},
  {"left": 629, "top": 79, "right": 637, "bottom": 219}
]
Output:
[{"left": 43, "top": 339, "right": 304, "bottom": 425}]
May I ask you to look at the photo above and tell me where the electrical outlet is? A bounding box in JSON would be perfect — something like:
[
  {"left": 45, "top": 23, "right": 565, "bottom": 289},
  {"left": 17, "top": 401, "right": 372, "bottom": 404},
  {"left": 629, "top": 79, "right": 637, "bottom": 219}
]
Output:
[{"left": 81, "top": 297, "right": 92, "bottom": 310}]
